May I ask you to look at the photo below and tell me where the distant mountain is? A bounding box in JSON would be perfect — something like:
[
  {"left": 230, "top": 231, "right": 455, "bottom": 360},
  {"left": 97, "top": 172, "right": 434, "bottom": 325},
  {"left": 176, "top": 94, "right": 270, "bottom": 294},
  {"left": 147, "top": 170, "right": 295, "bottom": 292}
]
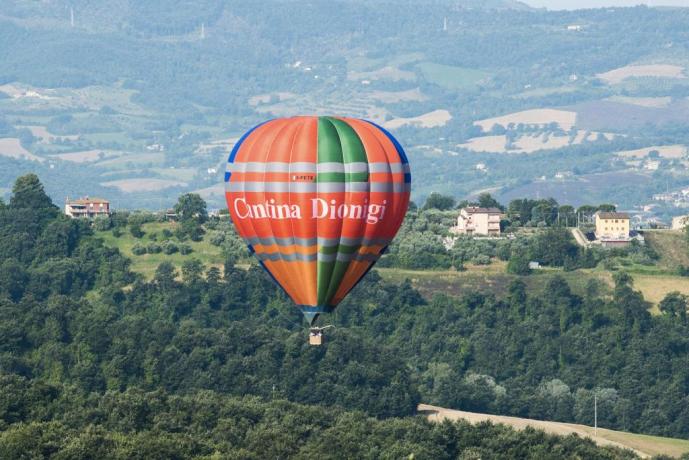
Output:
[{"left": 1, "top": 1, "right": 688, "bottom": 216}]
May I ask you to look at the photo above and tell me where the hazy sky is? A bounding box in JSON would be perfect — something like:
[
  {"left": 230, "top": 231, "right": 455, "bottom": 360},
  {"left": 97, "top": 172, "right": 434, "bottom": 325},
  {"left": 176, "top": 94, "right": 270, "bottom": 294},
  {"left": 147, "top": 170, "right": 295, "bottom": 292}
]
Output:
[{"left": 522, "top": 0, "right": 689, "bottom": 9}]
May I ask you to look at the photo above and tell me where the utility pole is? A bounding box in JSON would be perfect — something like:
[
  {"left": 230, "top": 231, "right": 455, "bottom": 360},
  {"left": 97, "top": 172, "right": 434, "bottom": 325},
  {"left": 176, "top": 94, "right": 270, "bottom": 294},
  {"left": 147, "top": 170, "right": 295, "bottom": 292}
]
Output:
[
  {"left": 443, "top": 17, "right": 448, "bottom": 32},
  {"left": 201, "top": 23, "right": 206, "bottom": 39},
  {"left": 594, "top": 392, "right": 598, "bottom": 436},
  {"left": 70, "top": 7, "right": 75, "bottom": 27}
]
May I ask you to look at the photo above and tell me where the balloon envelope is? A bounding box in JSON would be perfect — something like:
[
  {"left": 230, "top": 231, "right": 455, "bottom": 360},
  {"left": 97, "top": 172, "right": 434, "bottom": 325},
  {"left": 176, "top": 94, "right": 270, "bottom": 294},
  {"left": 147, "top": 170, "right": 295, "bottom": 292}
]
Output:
[{"left": 224, "top": 116, "right": 411, "bottom": 324}]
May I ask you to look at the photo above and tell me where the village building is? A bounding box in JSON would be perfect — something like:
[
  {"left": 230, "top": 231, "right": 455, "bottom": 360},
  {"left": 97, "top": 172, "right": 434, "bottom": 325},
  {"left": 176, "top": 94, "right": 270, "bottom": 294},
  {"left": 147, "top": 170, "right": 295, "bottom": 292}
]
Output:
[
  {"left": 65, "top": 197, "right": 111, "bottom": 219},
  {"left": 451, "top": 207, "right": 501, "bottom": 236},
  {"left": 594, "top": 211, "right": 630, "bottom": 243},
  {"left": 672, "top": 215, "right": 689, "bottom": 230}
]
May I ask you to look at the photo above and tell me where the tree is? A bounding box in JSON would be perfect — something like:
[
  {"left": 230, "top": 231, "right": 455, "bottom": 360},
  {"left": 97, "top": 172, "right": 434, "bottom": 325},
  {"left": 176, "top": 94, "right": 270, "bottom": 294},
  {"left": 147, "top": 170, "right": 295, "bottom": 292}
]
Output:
[
  {"left": 9, "top": 174, "right": 57, "bottom": 211},
  {"left": 423, "top": 193, "right": 455, "bottom": 211},
  {"left": 597, "top": 204, "right": 617, "bottom": 212},
  {"left": 507, "top": 248, "right": 531, "bottom": 275},
  {"left": 477, "top": 193, "right": 503, "bottom": 210},
  {"left": 659, "top": 292, "right": 688, "bottom": 322},
  {"left": 154, "top": 262, "right": 178, "bottom": 291},
  {"left": 576, "top": 205, "right": 598, "bottom": 218},
  {"left": 174, "top": 193, "right": 208, "bottom": 223}
]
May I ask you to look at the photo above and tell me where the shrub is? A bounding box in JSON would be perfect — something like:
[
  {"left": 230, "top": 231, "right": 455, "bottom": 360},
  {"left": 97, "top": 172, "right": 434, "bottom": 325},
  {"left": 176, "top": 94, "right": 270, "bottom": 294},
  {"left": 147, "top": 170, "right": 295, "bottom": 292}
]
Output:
[
  {"left": 507, "top": 249, "right": 531, "bottom": 275},
  {"left": 209, "top": 231, "right": 225, "bottom": 246},
  {"left": 179, "top": 244, "right": 193, "bottom": 255},
  {"left": 162, "top": 240, "right": 178, "bottom": 255},
  {"left": 131, "top": 244, "right": 146, "bottom": 255},
  {"left": 93, "top": 216, "right": 112, "bottom": 231},
  {"left": 472, "top": 254, "right": 491, "bottom": 265},
  {"left": 130, "top": 224, "right": 144, "bottom": 238},
  {"left": 146, "top": 243, "right": 162, "bottom": 254}
]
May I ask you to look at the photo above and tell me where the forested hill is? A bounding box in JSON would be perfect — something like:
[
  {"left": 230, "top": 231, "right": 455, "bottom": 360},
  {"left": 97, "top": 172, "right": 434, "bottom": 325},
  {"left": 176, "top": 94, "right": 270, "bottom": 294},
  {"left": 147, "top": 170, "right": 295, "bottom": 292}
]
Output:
[{"left": 0, "top": 174, "right": 688, "bottom": 457}]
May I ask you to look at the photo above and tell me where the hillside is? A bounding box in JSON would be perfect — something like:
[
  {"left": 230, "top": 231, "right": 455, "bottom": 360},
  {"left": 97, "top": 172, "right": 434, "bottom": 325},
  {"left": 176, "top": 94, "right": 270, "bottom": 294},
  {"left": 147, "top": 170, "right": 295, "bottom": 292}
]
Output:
[
  {"left": 420, "top": 404, "right": 689, "bottom": 459},
  {"left": 93, "top": 219, "right": 689, "bottom": 309},
  {"left": 2, "top": 2, "right": 689, "bottom": 219}
]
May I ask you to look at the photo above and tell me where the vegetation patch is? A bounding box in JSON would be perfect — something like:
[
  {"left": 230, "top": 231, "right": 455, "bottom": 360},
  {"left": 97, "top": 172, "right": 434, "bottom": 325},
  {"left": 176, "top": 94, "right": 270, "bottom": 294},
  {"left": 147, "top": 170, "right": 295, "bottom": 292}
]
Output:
[{"left": 416, "top": 62, "right": 491, "bottom": 90}]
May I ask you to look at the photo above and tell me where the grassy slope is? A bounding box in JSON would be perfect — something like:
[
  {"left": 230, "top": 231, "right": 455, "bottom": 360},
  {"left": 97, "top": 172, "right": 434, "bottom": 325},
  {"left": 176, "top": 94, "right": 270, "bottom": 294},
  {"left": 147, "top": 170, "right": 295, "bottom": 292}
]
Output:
[
  {"left": 380, "top": 230, "right": 689, "bottom": 310},
  {"left": 378, "top": 263, "right": 610, "bottom": 300},
  {"left": 97, "top": 221, "right": 226, "bottom": 279},
  {"left": 420, "top": 404, "right": 689, "bottom": 459}
]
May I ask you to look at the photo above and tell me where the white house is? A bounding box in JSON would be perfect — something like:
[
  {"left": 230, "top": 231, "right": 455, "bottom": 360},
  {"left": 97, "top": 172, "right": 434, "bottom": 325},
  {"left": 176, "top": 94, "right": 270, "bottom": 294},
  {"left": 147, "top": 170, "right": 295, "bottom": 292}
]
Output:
[
  {"left": 451, "top": 207, "right": 501, "bottom": 236},
  {"left": 672, "top": 215, "right": 689, "bottom": 230}
]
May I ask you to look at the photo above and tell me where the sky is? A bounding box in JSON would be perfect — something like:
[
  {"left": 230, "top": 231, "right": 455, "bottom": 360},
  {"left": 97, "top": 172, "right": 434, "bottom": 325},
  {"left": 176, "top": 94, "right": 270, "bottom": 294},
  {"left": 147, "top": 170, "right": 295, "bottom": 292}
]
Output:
[{"left": 522, "top": 0, "right": 689, "bottom": 9}]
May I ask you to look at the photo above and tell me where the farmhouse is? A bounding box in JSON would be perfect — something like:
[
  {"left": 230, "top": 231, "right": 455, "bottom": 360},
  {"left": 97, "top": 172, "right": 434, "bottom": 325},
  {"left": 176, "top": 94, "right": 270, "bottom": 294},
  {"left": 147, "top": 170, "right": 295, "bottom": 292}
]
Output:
[
  {"left": 65, "top": 197, "right": 111, "bottom": 219},
  {"left": 451, "top": 207, "right": 501, "bottom": 236},
  {"left": 594, "top": 211, "right": 630, "bottom": 243}
]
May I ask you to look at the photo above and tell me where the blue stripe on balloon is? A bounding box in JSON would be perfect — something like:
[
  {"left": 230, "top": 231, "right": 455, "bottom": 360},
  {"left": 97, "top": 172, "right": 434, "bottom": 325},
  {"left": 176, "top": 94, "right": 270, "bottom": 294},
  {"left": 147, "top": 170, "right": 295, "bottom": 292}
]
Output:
[
  {"left": 363, "top": 120, "right": 410, "bottom": 165},
  {"left": 226, "top": 120, "right": 271, "bottom": 182}
]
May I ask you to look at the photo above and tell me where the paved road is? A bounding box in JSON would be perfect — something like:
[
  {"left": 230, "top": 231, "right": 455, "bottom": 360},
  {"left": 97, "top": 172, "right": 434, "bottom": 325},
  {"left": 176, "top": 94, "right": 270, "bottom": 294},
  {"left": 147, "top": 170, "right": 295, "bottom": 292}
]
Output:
[{"left": 571, "top": 227, "right": 590, "bottom": 248}]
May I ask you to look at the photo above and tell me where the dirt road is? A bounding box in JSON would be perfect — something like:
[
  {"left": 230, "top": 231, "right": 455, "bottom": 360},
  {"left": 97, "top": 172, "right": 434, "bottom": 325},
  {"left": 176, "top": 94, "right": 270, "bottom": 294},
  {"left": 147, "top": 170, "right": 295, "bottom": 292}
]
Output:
[{"left": 419, "top": 404, "right": 689, "bottom": 458}]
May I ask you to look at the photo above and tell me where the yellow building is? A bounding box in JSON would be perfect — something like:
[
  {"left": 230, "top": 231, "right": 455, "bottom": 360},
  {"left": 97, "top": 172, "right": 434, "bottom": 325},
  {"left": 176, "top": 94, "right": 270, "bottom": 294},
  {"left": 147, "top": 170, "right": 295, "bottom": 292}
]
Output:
[{"left": 594, "top": 211, "right": 630, "bottom": 240}]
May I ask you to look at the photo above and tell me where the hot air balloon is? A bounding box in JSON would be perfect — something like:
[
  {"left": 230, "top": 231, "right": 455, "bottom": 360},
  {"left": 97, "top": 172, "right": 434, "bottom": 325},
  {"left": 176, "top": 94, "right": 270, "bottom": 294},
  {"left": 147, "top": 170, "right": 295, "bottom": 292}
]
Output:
[{"left": 224, "top": 116, "right": 411, "bottom": 344}]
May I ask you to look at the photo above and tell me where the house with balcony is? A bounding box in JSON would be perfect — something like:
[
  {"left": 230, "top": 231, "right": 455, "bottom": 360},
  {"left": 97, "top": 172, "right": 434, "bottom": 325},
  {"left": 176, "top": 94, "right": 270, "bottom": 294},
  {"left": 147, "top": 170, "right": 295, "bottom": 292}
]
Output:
[
  {"left": 451, "top": 207, "right": 502, "bottom": 236},
  {"left": 65, "top": 197, "right": 111, "bottom": 219}
]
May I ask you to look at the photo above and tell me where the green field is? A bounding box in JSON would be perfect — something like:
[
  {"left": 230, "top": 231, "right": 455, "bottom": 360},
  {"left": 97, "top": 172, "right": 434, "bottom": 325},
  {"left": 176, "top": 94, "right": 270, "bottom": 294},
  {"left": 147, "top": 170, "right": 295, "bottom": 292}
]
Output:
[
  {"left": 97, "top": 222, "right": 227, "bottom": 279},
  {"left": 379, "top": 264, "right": 612, "bottom": 300},
  {"left": 417, "top": 62, "right": 491, "bottom": 90}
]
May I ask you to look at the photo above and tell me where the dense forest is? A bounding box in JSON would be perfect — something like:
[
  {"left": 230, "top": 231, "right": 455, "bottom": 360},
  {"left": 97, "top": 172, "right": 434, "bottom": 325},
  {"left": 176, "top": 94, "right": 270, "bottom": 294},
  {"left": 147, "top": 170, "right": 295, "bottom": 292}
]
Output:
[{"left": 1, "top": 174, "right": 689, "bottom": 459}]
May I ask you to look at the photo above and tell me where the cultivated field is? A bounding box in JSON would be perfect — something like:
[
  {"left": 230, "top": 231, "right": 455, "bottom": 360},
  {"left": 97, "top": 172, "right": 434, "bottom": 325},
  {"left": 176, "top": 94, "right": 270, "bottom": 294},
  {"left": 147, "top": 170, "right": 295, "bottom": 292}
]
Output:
[
  {"left": 474, "top": 109, "right": 577, "bottom": 132},
  {"left": 51, "top": 149, "right": 119, "bottom": 163},
  {"left": 606, "top": 96, "right": 672, "bottom": 109},
  {"left": 597, "top": 64, "right": 687, "bottom": 84},
  {"left": 347, "top": 66, "right": 416, "bottom": 82},
  {"left": 383, "top": 109, "right": 452, "bottom": 129},
  {"left": 0, "top": 137, "right": 43, "bottom": 162},
  {"left": 19, "top": 125, "right": 80, "bottom": 143},
  {"left": 458, "top": 130, "right": 614, "bottom": 154},
  {"left": 420, "top": 404, "right": 689, "bottom": 458},
  {"left": 616, "top": 145, "right": 687, "bottom": 159},
  {"left": 368, "top": 88, "right": 427, "bottom": 103},
  {"left": 569, "top": 99, "right": 689, "bottom": 131},
  {"left": 101, "top": 178, "right": 188, "bottom": 192}
]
